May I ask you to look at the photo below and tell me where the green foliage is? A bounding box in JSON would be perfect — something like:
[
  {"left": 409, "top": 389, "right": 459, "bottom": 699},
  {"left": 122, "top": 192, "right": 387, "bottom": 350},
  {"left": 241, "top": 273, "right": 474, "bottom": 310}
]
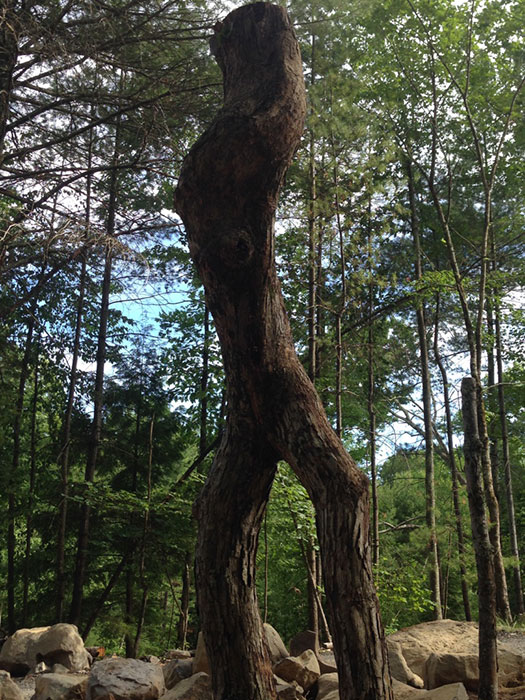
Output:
[{"left": 374, "top": 558, "right": 434, "bottom": 633}]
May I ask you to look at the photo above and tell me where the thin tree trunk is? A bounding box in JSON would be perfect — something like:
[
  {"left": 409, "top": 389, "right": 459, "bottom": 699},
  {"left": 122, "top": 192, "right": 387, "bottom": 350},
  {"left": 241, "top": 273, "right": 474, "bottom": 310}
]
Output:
[
  {"left": 461, "top": 377, "right": 498, "bottom": 700},
  {"left": 307, "top": 20, "right": 317, "bottom": 384},
  {"left": 69, "top": 133, "right": 119, "bottom": 623},
  {"left": 486, "top": 297, "right": 500, "bottom": 497},
  {"left": 132, "top": 415, "right": 154, "bottom": 657},
  {"left": 56, "top": 122, "right": 93, "bottom": 621},
  {"left": 263, "top": 513, "right": 269, "bottom": 624},
  {"left": 332, "top": 147, "right": 346, "bottom": 438},
  {"left": 425, "top": 40, "right": 511, "bottom": 622},
  {"left": 306, "top": 538, "right": 319, "bottom": 636},
  {"left": 22, "top": 338, "right": 39, "bottom": 625},
  {"left": 367, "top": 199, "right": 379, "bottom": 566},
  {"left": 199, "top": 303, "right": 210, "bottom": 454},
  {"left": 7, "top": 299, "right": 36, "bottom": 634},
  {"left": 0, "top": 1, "right": 18, "bottom": 163},
  {"left": 81, "top": 551, "right": 132, "bottom": 641},
  {"left": 434, "top": 293, "right": 471, "bottom": 621},
  {"left": 493, "top": 287, "right": 524, "bottom": 614},
  {"left": 174, "top": 7, "right": 392, "bottom": 700},
  {"left": 177, "top": 551, "right": 192, "bottom": 648},
  {"left": 286, "top": 495, "right": 330, "bottom": 643},
  {"left": 407, "top": 160, "right": 442, "bottom": 619}
]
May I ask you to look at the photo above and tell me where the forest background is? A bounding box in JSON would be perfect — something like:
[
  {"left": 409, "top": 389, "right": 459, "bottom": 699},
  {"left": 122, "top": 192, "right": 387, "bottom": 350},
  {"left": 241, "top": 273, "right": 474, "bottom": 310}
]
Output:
[{"left": 0, "top": 0, "right": 524, "bottom": 657}]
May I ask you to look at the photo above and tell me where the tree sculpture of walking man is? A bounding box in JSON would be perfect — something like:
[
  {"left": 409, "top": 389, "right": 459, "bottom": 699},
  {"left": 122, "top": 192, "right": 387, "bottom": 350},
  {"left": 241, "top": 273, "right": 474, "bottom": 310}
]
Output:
[{"left": 175, "top": 4, "right": 393, "bottom": 699}]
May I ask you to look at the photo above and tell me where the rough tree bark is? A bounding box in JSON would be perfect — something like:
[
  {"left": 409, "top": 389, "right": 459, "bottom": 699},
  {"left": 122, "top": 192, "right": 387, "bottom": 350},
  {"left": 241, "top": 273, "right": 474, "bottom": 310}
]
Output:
[
  {"left": 174, "top": 5, "right": 392, "bottom": 700},
  {"left": 461, "top": 377, "right": 498, "bottom": 700}
]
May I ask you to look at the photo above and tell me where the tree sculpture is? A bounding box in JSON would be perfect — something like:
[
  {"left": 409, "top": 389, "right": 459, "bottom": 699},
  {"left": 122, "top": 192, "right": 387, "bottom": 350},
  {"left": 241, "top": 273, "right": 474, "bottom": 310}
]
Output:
[{"left": 174, "top": 4, "right": 392, "bottom": 699}]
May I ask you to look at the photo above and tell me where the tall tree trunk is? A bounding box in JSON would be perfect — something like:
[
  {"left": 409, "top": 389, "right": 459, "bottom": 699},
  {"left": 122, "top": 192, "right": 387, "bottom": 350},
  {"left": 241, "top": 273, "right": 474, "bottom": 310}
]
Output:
[
  {"left": 0, "top": 1, "right": 18, "bottom": 163},
  {"left": 434, "top": 294, "right": 471, "bottom": 621},
  {"left": 426, "top": 46, "right": 511, "bottom": 623},
  {"left": 177, "top": 551, "right": 192, "bottom": 648},
  {"left": 7, "top": 299, "right": 37, "bottom": 634},
  {"left": 407, "top": 160, "right": 442, "bottom": 619},
  {"left": 132, "top": 415, "right": 154, "bottom": 658},
  {"left": 56, "top": 121, "right": 93, "bottom": 621},
  {"left": 367, "top": 198, "right": 379, "bottom": 566},
  {"left": 307, "top": 18, "right": 317, "bottom": 384},
  {"left": 200, "top": 303, "right": 210, "bottom": 454},
  {"left": 81, "top": 551, "right": 132, "bottom": 641},
  {"left": 174, "top": 7, "right": 392, "bottom": 700},
  {"left": 22, "top": 338, "right": 39, "bottom": 625},
  {"left": 69, "top": 126, "right": 119, "bottom": 623},
  {"left": 493, "top": 288, "right": 524, "bottom": 614},
  {"left": 332, "top": 146, "right": 346, "bottom": 438},
  {"left": 306, "top": 538, "right": 319, "bottom": 636},
  {"left": 125, "top": 390, "right": 142, "bottom": 658},
  {"left": 486, "top": 297, "right": 500, "bottom": 497},
  {"left": 461, "top": 377, "right": 498, "bottom": 700}
]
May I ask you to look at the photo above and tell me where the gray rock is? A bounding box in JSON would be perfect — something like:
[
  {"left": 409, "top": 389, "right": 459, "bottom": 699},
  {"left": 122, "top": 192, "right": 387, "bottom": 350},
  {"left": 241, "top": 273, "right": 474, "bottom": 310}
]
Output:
[
  {"left": 163, "top": 659, "right": 193, "bottom": 690},
  {"left": 273, "top": 650, "right": 320, "bottom": 691},
  {"left": 263, "top": 625, "right": 289, "bottom": 666},
  {"left": 387, "top": 640, "right": 424, "bottom": 688},
  {"left": 87, "top": 658, "right": 165, "bottom": 700},
  {"left": 34, "top": 672, "right": 88, "bottom": 700},
  {"left": 0, "top": 625, "right": 90, "bottom": 676},
  {"left": 164, "top": 651, "right": 191, "bottom": 661},
  {"left": 426, "top": 683, "right": 468, "bottom": 700},
  {"left": 275, "top": 679, "right": 305, "bottom": 700},
  {"left": 317, "top": 651, "right": 337, "bottom": 675},
  {"left": 192, "top": 634, "right": 209, "bottom": 675},
  {"left": 316, "top": 672, "right": 339, "bottom": 700},
  {"left": 0, "top": 674, "right": 24, "bottom": 700},
  {"left": 424, "top": 652, "right": 479, "bottom": 692},
  {"left": 289, "top": 631, "right": 318, "bottom": 659},
  {"left": 162, "top": 672, "right": 211, "bottom": 700}
]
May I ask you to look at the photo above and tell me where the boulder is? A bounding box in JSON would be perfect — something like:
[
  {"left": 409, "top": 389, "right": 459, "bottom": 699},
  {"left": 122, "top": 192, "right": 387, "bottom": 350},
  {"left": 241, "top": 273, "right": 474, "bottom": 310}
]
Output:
[
  {"left": 392, "top": 678, "right": 426, "bottom": 700},
  {"left": 426, "top": 684, "right": 469, "bottom": 700},
  {"left": 192, "top": 633, "right": 210, "bottom": 675},
  {"left": 34, "top": 672, "right": 88, "bottom": 700},
  {"left": 273, "top": 649, "right": 320, "bottom": 691},
  {"left": 0, "top": 625, "right": 90, "bottom": 676},
  {"left": 162, "top": 672, "right": 211, "bottom": 700},
  {"left": 289, "top": 631, "right": 319, "bottom": 658},
  {"left": 316, "top": 672, "right": 339, "bottom": 700},
  {"left": 264, "top": 625, "right": 289, "bottom": 666},
  {"left": 424, "top": 652, "right": 481, "bottom": 692},
  {"left": 317, "top": 651, "right": 337, "bottom": 675},
  {"left": 0, "top": 674, "right": 24, "bottom": 700},
  {"left": 51, "top": 664, "right": 71, "bottom": 675},
  {"left": 387, "top": 640, "right": 424, "bottom": 688},
  {"left": 389, "top": 619, "right": 525, "bottom": 684},
  {"left": 165, "top": 651, "right": 192, "bottom": 661},
  {"left": 392, "top": 679, "right": 468, "bottom": 700},
  {"left": 87, "top": 658, "right": 165, "bottom": 700},
  {"left": 163, "top": 659, "right": 193, "bottom": 690},
  {"left": 275, "top": 679, "right": 306, "bottom": 700}
]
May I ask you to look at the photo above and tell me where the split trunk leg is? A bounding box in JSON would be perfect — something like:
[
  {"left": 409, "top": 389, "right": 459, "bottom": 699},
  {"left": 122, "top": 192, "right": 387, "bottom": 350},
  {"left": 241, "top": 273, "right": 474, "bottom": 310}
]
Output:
[{"left": 194, "top": 418, "right": 278, "bottom": 700}]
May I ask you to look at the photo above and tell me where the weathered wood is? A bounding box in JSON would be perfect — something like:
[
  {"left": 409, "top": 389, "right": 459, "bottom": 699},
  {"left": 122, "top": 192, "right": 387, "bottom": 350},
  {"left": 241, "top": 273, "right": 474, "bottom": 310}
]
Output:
[{"left": 175, "top": 4, "right": 392, "bottom": 700}]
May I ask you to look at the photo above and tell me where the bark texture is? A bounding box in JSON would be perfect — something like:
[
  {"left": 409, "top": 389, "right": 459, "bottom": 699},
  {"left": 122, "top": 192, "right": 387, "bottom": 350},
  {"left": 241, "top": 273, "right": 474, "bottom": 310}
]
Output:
[
  {"left": 174, "top": 5, "right": 391, "bottom": 700},
  {"left": 461, "top": 377, "right": 498, "bottom": 700}
]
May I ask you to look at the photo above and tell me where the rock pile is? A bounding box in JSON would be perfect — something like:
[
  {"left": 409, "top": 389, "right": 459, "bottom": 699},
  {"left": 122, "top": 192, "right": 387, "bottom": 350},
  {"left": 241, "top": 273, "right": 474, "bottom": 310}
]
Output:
[{"left": 1, "top": 620, "right": 525, "bottom": 700}]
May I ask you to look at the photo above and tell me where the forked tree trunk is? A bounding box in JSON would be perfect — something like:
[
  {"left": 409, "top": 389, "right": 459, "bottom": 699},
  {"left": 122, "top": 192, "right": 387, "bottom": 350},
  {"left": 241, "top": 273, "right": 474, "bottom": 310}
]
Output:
[{"left": 174, "top": 5, "right": 392, "bottom": 700}]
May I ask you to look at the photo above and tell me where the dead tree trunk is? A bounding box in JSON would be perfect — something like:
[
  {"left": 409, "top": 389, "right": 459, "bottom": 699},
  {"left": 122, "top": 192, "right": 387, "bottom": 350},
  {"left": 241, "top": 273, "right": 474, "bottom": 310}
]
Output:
[
  {"left": 174, "top": 5, "right": 392, "bottom": 700},
  {"left": 461, "top": 377, "right": 498, "bottom": 700}
]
